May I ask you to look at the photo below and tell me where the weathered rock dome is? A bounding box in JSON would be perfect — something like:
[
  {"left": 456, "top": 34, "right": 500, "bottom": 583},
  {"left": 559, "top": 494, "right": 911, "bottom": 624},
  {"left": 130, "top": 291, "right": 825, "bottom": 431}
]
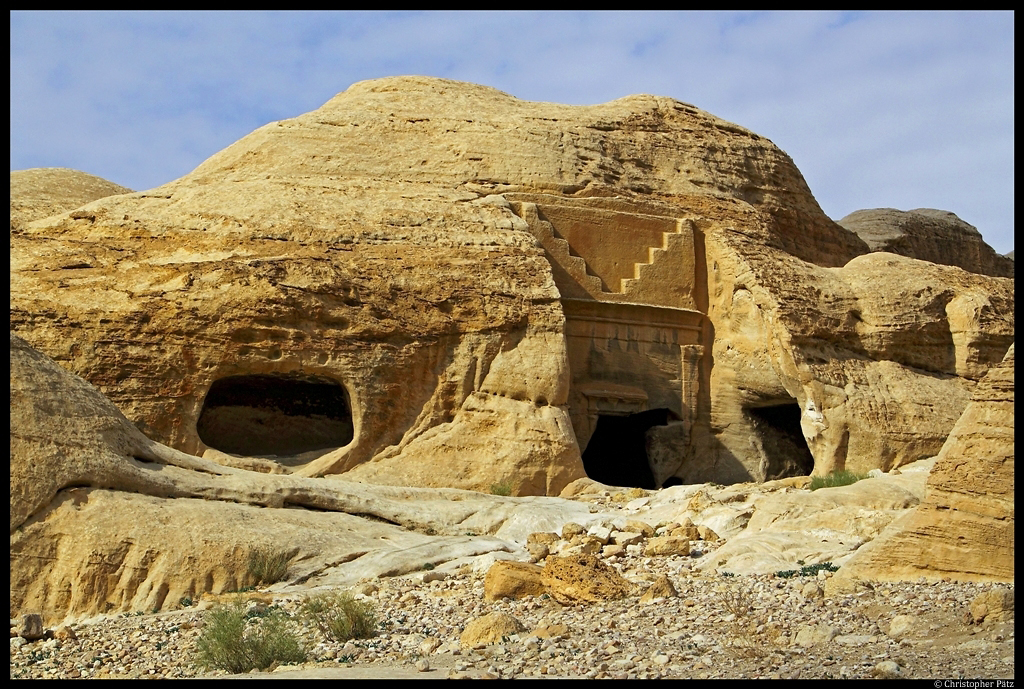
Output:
[
  {"left": 10, "top": 76, "right": 1014, "bottom": 495},
  {"left": 10, "top": 167, "right": 132, "bottom": 233},
  {"left": 9, "top": 77, "right": 1015, "bottom": 627},
  {"left": 838, "top": 207, "right": 1014, "bottom": 278}
]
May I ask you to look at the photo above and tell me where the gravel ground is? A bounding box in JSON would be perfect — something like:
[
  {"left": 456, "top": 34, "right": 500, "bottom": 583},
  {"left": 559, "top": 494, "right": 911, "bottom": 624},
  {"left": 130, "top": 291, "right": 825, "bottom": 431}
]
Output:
[{"left": 10, "top": 547, "right": 1014, "bottom": 680}]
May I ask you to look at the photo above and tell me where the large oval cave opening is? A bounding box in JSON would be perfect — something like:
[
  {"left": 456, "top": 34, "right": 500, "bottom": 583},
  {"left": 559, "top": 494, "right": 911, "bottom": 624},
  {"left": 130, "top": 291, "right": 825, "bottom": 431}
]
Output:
[{"left": 197, "top": 373, "right": 354, "bottom": 457}]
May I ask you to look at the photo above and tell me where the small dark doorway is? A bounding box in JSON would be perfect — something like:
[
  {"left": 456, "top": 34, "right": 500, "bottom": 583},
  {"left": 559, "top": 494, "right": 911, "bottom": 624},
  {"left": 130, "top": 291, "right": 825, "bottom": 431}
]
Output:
[
  {"left": 746, "top": 401, "right": 815, "bottom": 479},
  {"left": 582, "top": 408, "right": 675, "bottom": 489},
  {"left": 197, "top": 373, "right": 353, "bottom": 457}
]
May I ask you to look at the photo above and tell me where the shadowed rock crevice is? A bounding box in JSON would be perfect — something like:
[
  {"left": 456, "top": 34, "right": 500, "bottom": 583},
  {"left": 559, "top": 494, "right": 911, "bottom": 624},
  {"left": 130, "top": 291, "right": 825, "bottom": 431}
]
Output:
[
  {"left": 745, "top": 401, "right": 815, "bottom": 480},
  {"left": 196, "top": 374, "right": 353, "bottom": 457}
]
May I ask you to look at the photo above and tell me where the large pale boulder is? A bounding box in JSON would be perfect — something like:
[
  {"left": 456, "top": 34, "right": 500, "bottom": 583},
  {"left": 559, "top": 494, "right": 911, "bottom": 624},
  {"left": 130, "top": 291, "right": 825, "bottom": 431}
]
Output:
[
  {"left": 827, "top": 344, "right": 1014, "bottom": 589},
  {"left": 838, "top": 208, "right": 1014, "bottom": 278},
  {"left": 693, "top": 458, "right": 935, "bottom": 575}
]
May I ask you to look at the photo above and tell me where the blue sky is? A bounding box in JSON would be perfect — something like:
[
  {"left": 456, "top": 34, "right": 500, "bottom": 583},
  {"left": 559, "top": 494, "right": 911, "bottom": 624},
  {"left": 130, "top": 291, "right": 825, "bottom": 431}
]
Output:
[{"left": 10, "top": 11, "right": 1014, "bottom": 253}]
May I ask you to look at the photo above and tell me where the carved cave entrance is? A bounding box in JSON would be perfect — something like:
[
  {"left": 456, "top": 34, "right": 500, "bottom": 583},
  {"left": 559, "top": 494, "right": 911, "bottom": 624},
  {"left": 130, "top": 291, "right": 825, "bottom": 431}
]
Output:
[
  {"left": 581, "top": 408, "right": 678, "bottom": 490},
  {"left": 746, "top": 400, "right": 815, "bottom": 479},
  {"left": 197, "top": 373, "right": 354, "bottom": 457}
]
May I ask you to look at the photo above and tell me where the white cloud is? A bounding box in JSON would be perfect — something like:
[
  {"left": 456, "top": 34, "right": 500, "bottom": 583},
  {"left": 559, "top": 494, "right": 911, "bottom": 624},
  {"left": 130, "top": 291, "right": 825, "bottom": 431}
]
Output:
[{"left": 10, "top": 10, "right": 1013, "bottom": 252}]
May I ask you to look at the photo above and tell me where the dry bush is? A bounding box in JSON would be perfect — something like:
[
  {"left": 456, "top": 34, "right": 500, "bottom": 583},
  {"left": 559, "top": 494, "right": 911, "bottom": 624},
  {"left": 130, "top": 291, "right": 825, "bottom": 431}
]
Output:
[
  {"left": 299, "top": 590, "right": 378, "bottom": 642},
  {"left": 247, "top": 547, "right": 291, "bottom": 586},
  {"left": 193, "top": 601, "right": 306, "bottom": 673}
]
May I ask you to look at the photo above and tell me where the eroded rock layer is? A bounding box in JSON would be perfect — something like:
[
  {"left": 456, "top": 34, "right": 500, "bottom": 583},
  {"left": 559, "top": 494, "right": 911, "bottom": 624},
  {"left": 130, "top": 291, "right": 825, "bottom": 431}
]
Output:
[
  {"left": 828, "top": 344, "right": 1014, "bottom": 587},
  {"left": 9, "top": 76, "right": 1014, "bottom": 492}
]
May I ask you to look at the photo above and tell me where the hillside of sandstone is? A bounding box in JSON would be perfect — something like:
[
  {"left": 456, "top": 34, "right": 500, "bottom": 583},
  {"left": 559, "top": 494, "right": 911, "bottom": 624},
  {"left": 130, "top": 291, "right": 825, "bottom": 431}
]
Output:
[{"left": 9, "top": 77, "right": 1013, "bottom": 678}]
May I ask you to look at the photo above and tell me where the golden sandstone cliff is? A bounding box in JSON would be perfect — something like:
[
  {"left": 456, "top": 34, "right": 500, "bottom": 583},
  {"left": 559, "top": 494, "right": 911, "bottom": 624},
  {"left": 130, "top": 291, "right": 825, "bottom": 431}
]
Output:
[{"left": 9, "top": 77, "right": 1014, "bottom": 623}]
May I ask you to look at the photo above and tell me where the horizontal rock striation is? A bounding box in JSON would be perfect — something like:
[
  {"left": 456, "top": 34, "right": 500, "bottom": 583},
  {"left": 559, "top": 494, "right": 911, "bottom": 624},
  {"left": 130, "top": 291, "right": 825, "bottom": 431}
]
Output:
[{"left": 828, "top": 344, "right": 1014, "bottom": 587}]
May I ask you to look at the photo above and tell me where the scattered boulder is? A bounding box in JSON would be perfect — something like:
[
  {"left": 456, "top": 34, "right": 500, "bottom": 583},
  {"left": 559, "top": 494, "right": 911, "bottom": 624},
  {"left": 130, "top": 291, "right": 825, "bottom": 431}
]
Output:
[
  {"left": 484, "top": 561, "right": 546, "bottom": 602},
  {"left": 610, "top": 531, "right": 644, "bottom": 547},
  {"left": 800, "top": 582, "right": 823, "bottom": 599},
  {"left": 527, "top": 532, "right": 560, "bottom": 546},
  {"left": 793, "top": 623, "right": 838, "bottom": 647},
  {"left": 526, "top": 543, "right": 550, "bottom": 563},
  {"left": 561, "top": 523, "right": 587, "bottom": 540},
  {"left": 623, "top": 520, "right": 655, "bottom": 538},
  {"left": 52, "top": 625, "right": 77, "bottom": 642},
  {"left": 532, "top": 623, "right": 570, "bottom": 639},
  {"left": 541, "top": 554, "right": 634, "bottom": 604},
  {"left": 697, "top": 525, "right": 720, "bottom": 543},
  {"left": 459, "top": 612, "right": 526, "bottom": 648},
  {"left": 645, "top": 536, "right": 691, "bottom": 557},
  {"left": 887, "top": 614, "right": 916, "bottom": 639},
  {"left": 670, "top": 525, "right": 700, "bottom": 540},
  {"left": 969, "top": 588, "right": 1014, "bottom": 624},
  {"left": 18, "top": 614, "right": 44, "bottom": 641},
  {"left": 639, "top": 575, "right": 678, "bottom": 604},
  {"left": 872, "top": 660, "right": 903, "bottom": 678}
]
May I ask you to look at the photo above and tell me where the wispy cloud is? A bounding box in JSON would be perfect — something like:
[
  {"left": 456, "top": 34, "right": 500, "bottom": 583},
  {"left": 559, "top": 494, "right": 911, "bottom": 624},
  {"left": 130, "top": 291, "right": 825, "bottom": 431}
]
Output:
[{"left": 10, "top": 10, "right": 1013, "bottom": 252}]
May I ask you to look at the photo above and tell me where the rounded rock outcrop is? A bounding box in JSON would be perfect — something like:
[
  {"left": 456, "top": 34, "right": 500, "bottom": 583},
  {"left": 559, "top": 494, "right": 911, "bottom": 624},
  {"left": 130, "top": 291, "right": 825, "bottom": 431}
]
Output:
[{"left": 837, "top": 207, "right": 1013, "bottom": 278}]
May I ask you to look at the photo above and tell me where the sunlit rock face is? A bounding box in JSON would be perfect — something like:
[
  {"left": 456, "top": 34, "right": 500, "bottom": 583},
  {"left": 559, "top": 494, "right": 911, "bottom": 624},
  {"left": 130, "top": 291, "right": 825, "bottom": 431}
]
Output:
[{"left": 10, "top": 76, "right": 1014, "bottom": 492}]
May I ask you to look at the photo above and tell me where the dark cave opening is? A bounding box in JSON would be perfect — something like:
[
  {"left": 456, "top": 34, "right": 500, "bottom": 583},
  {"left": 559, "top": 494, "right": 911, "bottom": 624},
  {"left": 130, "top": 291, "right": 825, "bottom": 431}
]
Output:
[
  {"left": 746, "top": 401, "right": 815, "bottom": 479},
  {"left": 197, "top": 373, "right": 354, "bottom": 457},
  {"left": 581, "top": 408, "right": 675, "bottom": 490}
]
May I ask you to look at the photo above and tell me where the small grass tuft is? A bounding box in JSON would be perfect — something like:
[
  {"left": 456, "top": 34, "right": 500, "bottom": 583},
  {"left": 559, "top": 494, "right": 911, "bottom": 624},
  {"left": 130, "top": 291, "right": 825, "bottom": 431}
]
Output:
[
  {"left": 489, "top": 481, "right": 513, "bottom": 497},
  {"left": 774, "top": 562, "right": 840, "bottom": 579},
  {"left": 808, "top": 469, "right": 870, "bottom": 491},
  {"left": 193, "top": 601, "right": 306, "bottom": 673},
  {"left": 299, "top": 590, "right": 378, "bottom": 643},
  {"left": 247, "top": 547, "right": 291, "bottom": 586}
]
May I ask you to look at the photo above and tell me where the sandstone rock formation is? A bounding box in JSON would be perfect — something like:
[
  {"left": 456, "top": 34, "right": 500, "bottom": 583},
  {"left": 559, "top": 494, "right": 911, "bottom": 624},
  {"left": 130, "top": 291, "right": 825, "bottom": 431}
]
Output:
[
  {"left": 9, "top": 334, "right": 588, "bottom": 624},
  {"left": 838, "top": 208, "right": 1014, "bottom": 278},
  {"left": 10, "top": 167, "right": 132, "bottom": 233},
  {"left": 827, "top": 344, "right": 1014, "bottom": 589},
  {"left": 9, "top": 76, "right": 1014, "bottom": 493},
  {"left": 8, "top": 331, "right": 1012, "bottom": 626}
]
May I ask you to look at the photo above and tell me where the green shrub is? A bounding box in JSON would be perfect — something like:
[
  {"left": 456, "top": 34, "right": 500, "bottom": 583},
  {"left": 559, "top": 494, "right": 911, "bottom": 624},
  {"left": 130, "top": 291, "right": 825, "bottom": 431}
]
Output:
[
  {"left": 193, "top": 601, "right": 306, "bottom": 673},
  {"left": 774, "top": 562, "right": 840, "bottom": 579},
  {"left": 489, "top": 481, "right": 513, "bottom": 497},
  {"left": 247, "top": 547, "right": 291, "bottom": 586},
  {"left": 299, "top": 591, "right": 378, "bottom": 643},
  {"left": 808, "top": 469, "right": 870, "bottom": 491}
]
